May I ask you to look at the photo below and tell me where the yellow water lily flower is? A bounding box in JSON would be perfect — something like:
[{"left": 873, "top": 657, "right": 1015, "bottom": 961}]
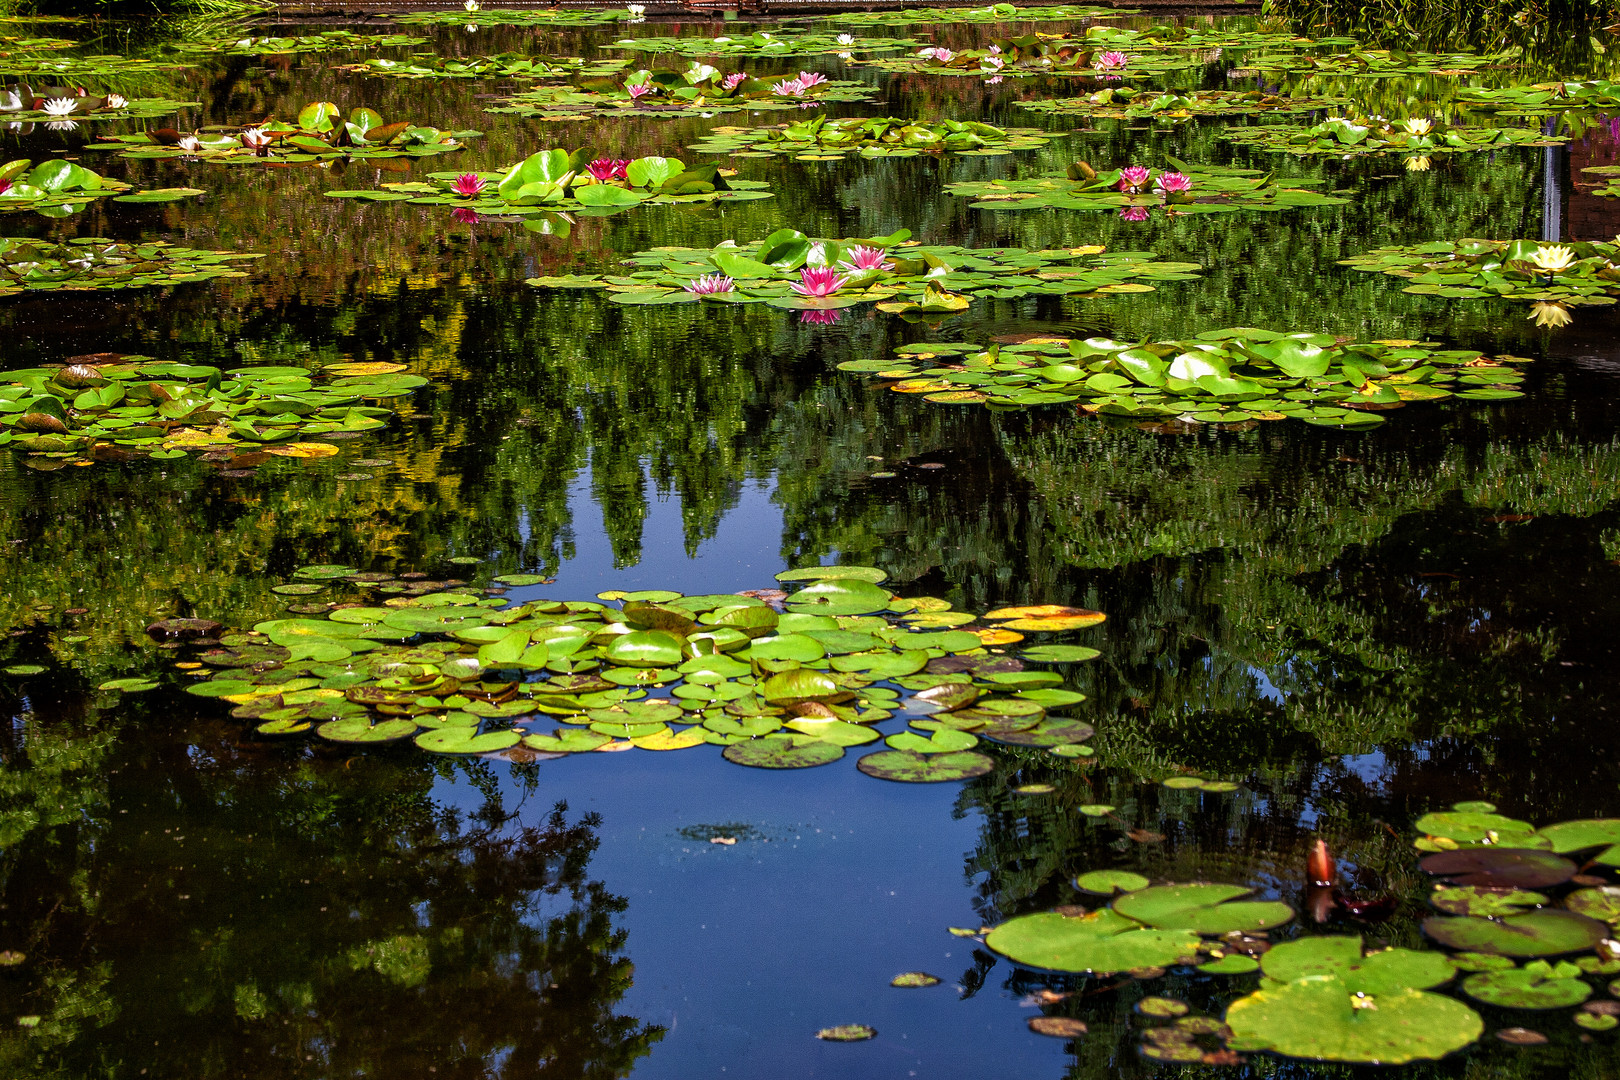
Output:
[
  {"left": 1402, "top": 117, "right": 1432, "bottom": 136},
  {"left": 1528, "top": 301, "right": 1573, "bottom": 328},
  {"left": 1528, "top": 244, "right": 1576, "bottom": 274},
  {"left": 1403, "top": 155, "right": 1431, "bottom": 172}
]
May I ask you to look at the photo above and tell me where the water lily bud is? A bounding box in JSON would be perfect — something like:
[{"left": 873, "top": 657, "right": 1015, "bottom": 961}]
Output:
[{"left": 1307, "top": 839, "right": 1335, "bottom": 886}]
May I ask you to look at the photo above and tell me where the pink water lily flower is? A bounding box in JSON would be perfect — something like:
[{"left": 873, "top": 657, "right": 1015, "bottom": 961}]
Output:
[
  {"left": 1118, "top": 206, "right": 1150, "bottom": 222},
  {"left": 626, "top": 82, "right": 653, "bottom": 100},
  {"left": 452, "top": 172, "right": 488, "bottom": 197},
  {"left": 720, "top": 72, "right": 747, "bottom": 90},
  {"left": 837, "top": 245, "right": 895, "bottom": 272},
  {"left": 930, "top": 47, "right": 956, "bottom": 63},
  {"left": 981, "top": 54, "right": 1005, "bottom": 72},
  {"left": 799, "top": 308, "right": 842, "bottom": 325},
  {"left": 985, "top": 75, "right": 1004, "bottom": 84},
  {"left": 1116, "top": 165, "right": 1151, "bottom": 192},
  {"left": 772, "top": 77, "right": 806, "bottom": 96},
  {"left": 452, "top": 207, "right": 480, "bottom": 225},
  {"left": 792, "top": 266, "right": 847, "bottom": 297},
  {"left": 684, "top": 273, "right": 735, "bottom": 295},
  {"left": 797, "top": 71, "right": 828, "bottom": 88},
  {"left": 587, "top": 158, "right": 630, "bottom": 181},
  {"left": 1094, "top": 50, "right": 1127, "bottom": 70},
  {"left": 1155, "top": 171, "right": 1193, "bottom": 194}
]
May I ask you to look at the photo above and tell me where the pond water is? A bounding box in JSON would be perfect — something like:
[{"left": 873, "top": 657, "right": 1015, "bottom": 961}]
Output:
[{"left": 4, "top": 4, "right": 1620, "bottom": 1077}]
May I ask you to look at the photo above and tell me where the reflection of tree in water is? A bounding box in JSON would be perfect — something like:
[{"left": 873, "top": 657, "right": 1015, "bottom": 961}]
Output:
[{"left": 0, "top": 688, "right": 661, "bottom": 1080}]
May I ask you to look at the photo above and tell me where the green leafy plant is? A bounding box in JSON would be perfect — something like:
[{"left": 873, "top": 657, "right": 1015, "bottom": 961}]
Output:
[
  {"left": 1221, "top": 114, "right": 1560, "bottom": 156},
  {"left": 329, "top": 148, "right": 772, "bottom": 214},
  {"left": 171, "top": 30, "right": 427, "bottom": 55},
  {"left": 1339, "top": 238, "right": 1620, "bottom": 313},
  {"left": 687, "top": 114, "right": 1055, "bottom": 159},
  {"left": 946, "top": 158, "right": 1347, "bottom": 214},
  {"left": 88, "top": 102, "right": 477, "bottom": 162},
  {"left": 0, "top": 355, "right": 426, "bottom": 463},
  {"left": 1019, "top": 87, "right": 1343, "bottom": 120},
  {"left": 841, "top": 329, "right": 1526, "bottom": 424},
  {"left": 527, "top": 228, "right": 1201, "bottom": 312}
]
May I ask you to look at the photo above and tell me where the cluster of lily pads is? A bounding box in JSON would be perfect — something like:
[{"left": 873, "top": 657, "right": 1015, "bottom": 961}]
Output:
[
  {"left": 687, "top": 115, "right": 1053, "bottom": 159},
  {"left": 0, "top": 157, "right": 137, "bottom": 216},
  {"left": 1456, "top": 80, "right": 1620, "bottom": 112},
  {"left": 0, "top": 355, "right": 426, "bottom": 463},
  {"left": 339, "top": 55, "right": 631, "bottom": 80},
  {"left": 1018, "top": 88, "right": 1342, "bottom": 121},
  {"left": 864, "top": 36, "right": 1199, "bottom": 79},
  {"left": 839, "top": 330, "right": 1528, "bottom": 425},
  {"left": 811, "top": 4, "right": 1128, "bottom": 25},
  {"left": 485, "top": 65, "right": 878, "bottom": 120},
  {"left": 171, "top": 31, "right": 428, "bottom": 55},
  {"left": 1340, "top": 239, "right": 1620, "bottom": 319},
  {"left": 946, "top": 159, "right": 1346, "bottom": 215},
  {"left": 397, "top": 6, "right": 643, "bottom": 25},
  {"left": 0, "top": 238, "right": 260, "bottom": 297},
  {"left": 985, "top": 801, "right": 1620, "bottom": 1064},
  {"left": 1220, "top": 115, "right": 1560, "bottom": 158},
  {"left": 87, "top": 102, "right": 476, "bottom": 164},
  {"left": 609, "top": 30, "right": 917, "bottom": 57},
  {"left": 328, "top": 149, "right": 769, "bottom": 215},
  {"left": 0, "top": 86, "right": 195, "bottom": 123},
  {"left": 168, "top": 564, "right": 1104, "bottom": 779},
  {"left": 0, "top": 54, "right": 190, "bottom": 79},
  {"left": 527, "top": 228, "right": 1200, "bottom": 314},
  {"left": 1245, "top": 47, "right": 1514, "bottom": 77}
]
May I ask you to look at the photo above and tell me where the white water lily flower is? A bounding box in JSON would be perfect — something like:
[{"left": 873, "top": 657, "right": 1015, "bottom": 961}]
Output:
[
  {"left": 240, "top": 126, "right": 272, "bottom": 149},
  {"left": 1529, "top": 244, "right": 1576, "bottom": 273},
  {"left": 1402, "top": 117, "right": 1432, "bottom": 136},
  {"left": 627, "top": 3, "right": 645, "bottom": 13},
  {"left": 103, "top": 93, "right": 127, "bottom": 110},
  {"left": 464, "top": 0, "right": 479, "bottom": 9},
  {"left": 465, "top": 23, "right": 477, "bottom": 31},
  {"left": 837, "top": 33, "right": 854, "bottom": 45},
  {"left": 41, "top": 97, "right": 77, "bottom": 117},
  {"left": 176, "top": 135, "right": 201, "bottom": 152},
  {"left": 45, "top": 120, "right": 77, "bottom": 132}
]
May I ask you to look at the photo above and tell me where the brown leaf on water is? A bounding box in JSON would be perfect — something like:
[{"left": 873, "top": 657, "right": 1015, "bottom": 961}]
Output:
[
  {"left": 1027, "top": 1017, "right": 1087, "bottom": 1038},
  {"left": 1128, "top": 828, "right": 1165, "bottom": 844}
]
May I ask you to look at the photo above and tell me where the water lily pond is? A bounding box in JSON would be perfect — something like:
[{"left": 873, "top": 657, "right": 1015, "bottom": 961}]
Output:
[{"left": 6, "top": 1, "right": 1620, "bottom": 1077}]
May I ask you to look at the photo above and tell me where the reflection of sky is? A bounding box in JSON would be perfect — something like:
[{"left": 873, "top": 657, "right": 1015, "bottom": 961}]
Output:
[
  {"left": 433, "top": 753, "right": 1070, "bottom": 1080},
  {"left": 515, "top": 464, "right": 787, "bottom": 597}
]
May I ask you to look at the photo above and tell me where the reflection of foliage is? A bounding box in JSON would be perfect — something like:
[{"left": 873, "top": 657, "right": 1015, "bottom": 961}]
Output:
[{"left": 0, "top": 689, "right": 662, "bottom": 1078}]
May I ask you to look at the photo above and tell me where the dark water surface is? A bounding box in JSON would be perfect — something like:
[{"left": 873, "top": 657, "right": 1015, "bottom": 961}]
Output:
[{"left": 1, "top": 7, "right": 1620, "bottom": 1079}]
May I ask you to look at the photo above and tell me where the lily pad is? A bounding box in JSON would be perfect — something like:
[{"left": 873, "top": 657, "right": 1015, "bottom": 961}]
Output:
[
  {"left": 986, "top": 909, "right": 1201, "bottom": 974},
  {"left": 1113, "top": 884, "right": 1294, "bottom": 935},
  {"left": 1259, "top": 937, "right": 1455, "bottom": 994},
  {"left": 855, "top": 749, "right": 994, "bottom": 783},
  {"left": 1422, "top": 910, "right": 1609, "bottom": 956},
  {"left": 1076, "top": 870, "right": 1151, "bottom": 894},
  {"left": 722, "top": 734, "right": 844, "bottom": 769},
  {"left": 1224, "top": 975, "right": 1483, "bottom": 1064},
  {"left": 1419, "top": 848, "right": 1575, "bottom": 889},
  {"left": 1431, "top": 886, "right": 1549, "bottom": 917},
  {"left": 1462, "top": 961, "right": 1591, "bottom": 1010}
]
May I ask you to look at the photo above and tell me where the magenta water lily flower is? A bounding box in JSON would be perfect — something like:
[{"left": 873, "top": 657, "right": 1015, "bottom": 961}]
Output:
[
  {"left": 626, "top": 82, "right": 653, "bottom": 100},
  {"left": 799, "top": 308, "right": 842, "bottom": 325},
  {"left": 452, "top": 207, "right": 480, "bottom": 225},
  {"left": 452, "top": 172, "right": 488, "bottom": 197},
  {"left": 1094, "top": 50, "right": 1127, "bottom": 70},
  {"left": 1118, "top": 206, "right": 1150, "bottom": 222},
  {"left": 1155, "top": 171, "right": 1193, "bottom": 195},
  {"left": 837, "top": 245, "right": 895, "bottom": 272},
  {"left": 797, "top": 71, "right": 828, "bottom": 88},
  {"left": 587, "top": 158, "right": 630, "bottom": 181},
  {"left": 1117, "top": 166, "right": 1151, "bottom": 192},
  {"left": 772, "top": 77, "right": 806, "bottom": 96},
  {"left": 720, "top": 72, "right": 746, "bottom": 90},
  {"left": 792, "top": 267, "right": 847, "bottom": 297},
  {"left": 684, "top": 273, "right": 735, "bottom": 295}
]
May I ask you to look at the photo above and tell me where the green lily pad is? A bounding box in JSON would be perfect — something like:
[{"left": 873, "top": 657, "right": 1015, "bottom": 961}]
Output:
[
  {"left": 979, "top": 718, "right": 1095, "bottom": 747},
  {"left": 1113, "top": 884, "right": 1294, "bottom": 935},
  {"left": 414, "top": 727, "right": 522, "bottom": 754},
  {"left": 986, "top": 909, "right": 1201, "bottom": 974},
  {"left": 1075, "top": 870, "right": 1151, "bottom": 895},
  {"left": 722, "top": 734, "right": 844, "bottom": 769},
  {"left": 1019, "top": 645, "right": 1102, "bottom": 663},
  {"left": 1462, "top": 960, "right": 1591, "bottom": 1009},
  {"left": 1260, "top": 937, "right": 1455, "bottom": 994},
  {"left": 1422, "top": 910, "right": 1609, "bottom": 957},
  {"left": 890, "top": 972, "right": 941, "bottom": 988},
  {"left": 855, "top": 749, "right": 994, "bottom": 783},
  {"left": 1431, "top": 886, "right": 1547, "bottom": 917},
  {"left": 1224, "top": 975, "right": 1483, "bottom": 1064},
  {"left": 522, "top": 730, "right": 612, "bottom": 753},
  {"left": 776, "top": 565, "right": 888, "bottom": 583},
  {"left": 1416, "top": 811, "right": 1538, "bottom": 844}
]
